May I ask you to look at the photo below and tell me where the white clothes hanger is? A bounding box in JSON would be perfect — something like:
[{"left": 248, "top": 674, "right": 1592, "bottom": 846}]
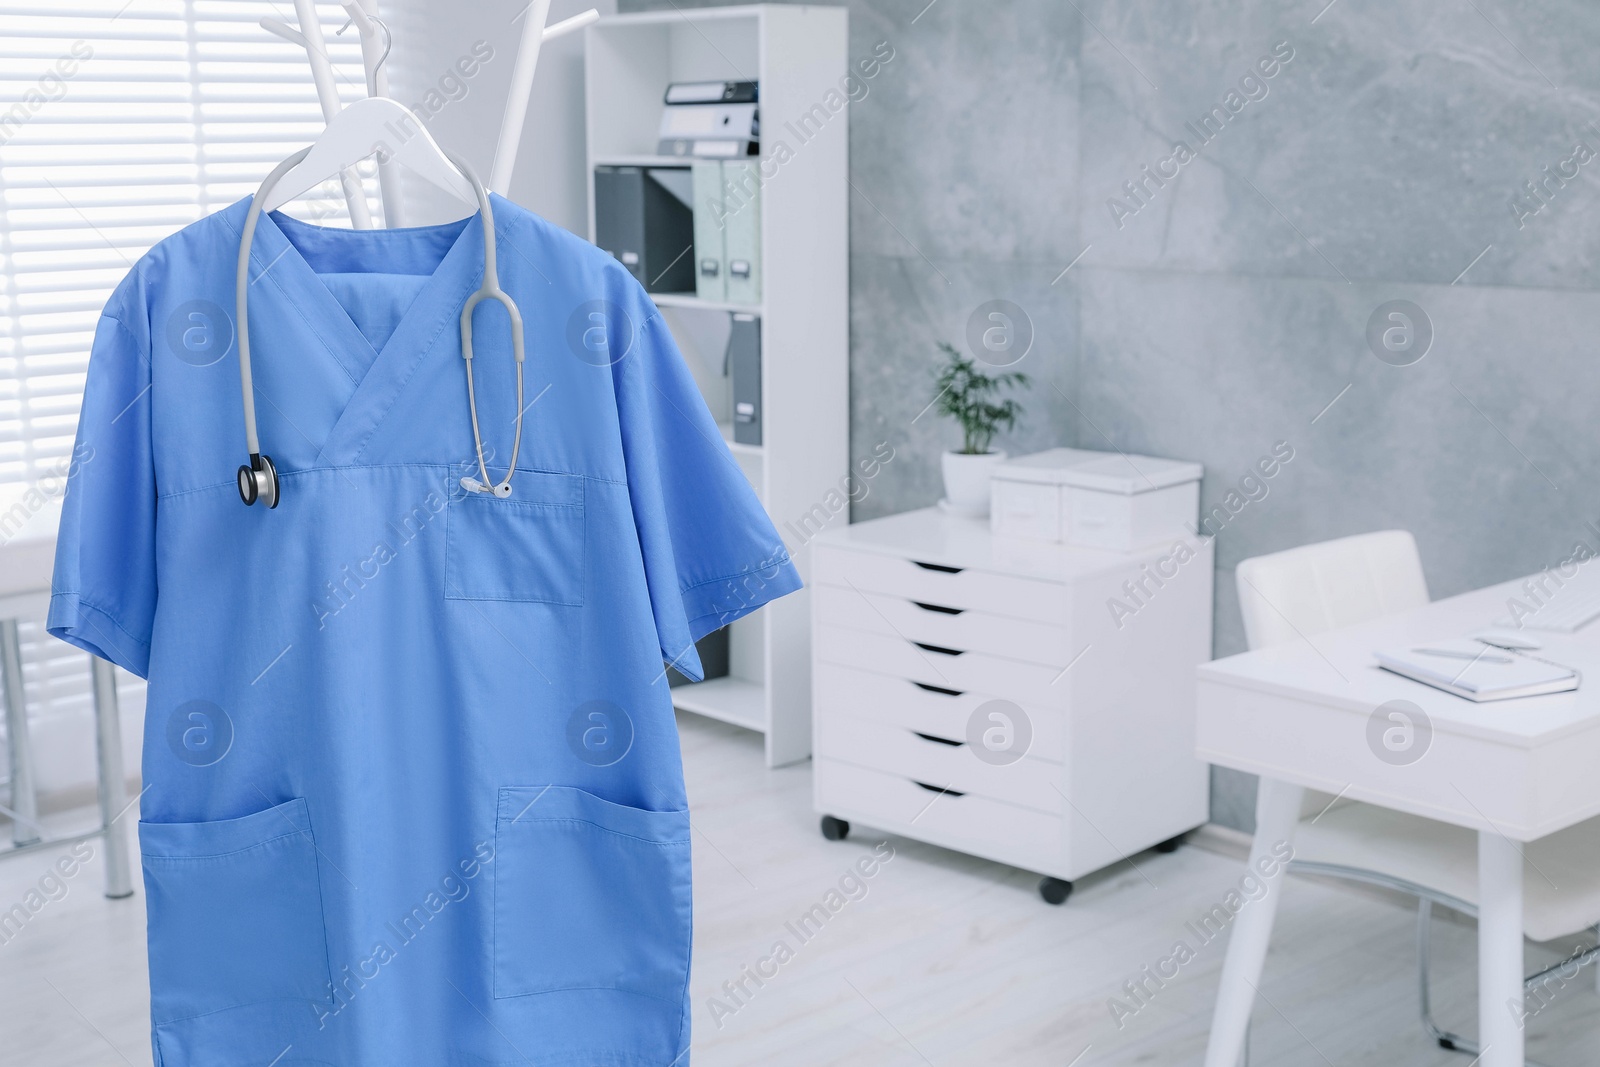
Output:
[
  {"left": 264, "top": 0, "right": 599, "bottom": 218},
  {"left": 337, "top": 1, "right": 406, "bottom": 225},
  {"left": 261, "top": 96, "right": 478, "bottom": 215},
  {"left": 279, "top": 0, "right": 374, "bottom": 227}
]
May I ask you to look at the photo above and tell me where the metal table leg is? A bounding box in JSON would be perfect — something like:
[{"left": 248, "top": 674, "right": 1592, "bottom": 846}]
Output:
[
  {"left": 90, "top": 656, "right": 133, "bottom": 899},
  {"left": 1, "top": 618, "right": 40, "bottom": 847}
]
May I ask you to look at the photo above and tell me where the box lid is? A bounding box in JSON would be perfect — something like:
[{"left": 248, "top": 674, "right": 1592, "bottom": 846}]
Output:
[{"left": 994, "top": 448, "right": 1203, "bottom": 494}]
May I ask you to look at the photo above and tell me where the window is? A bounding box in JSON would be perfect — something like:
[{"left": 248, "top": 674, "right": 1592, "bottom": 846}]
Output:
[
  {"left": 1, "top": 0, "right": 375, "bottom": 487},
  {"left": 0, "top": 1, "right": 373, "bottom": 762}
]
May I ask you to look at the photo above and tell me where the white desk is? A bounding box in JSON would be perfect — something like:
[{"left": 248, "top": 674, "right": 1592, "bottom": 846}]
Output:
[
  {"left": 1197, "top": 570, "right": 1600, "bottom": 1067},
  {"left": 0, "top": 484, "right": 133, "bottom": 898}
]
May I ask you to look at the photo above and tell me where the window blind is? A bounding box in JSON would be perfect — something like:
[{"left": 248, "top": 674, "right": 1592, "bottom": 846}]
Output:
[
  {"left": 1, "top": 0, "right": 377, "bottom": 487},
  {"left": 0, "top": 1, "right": 375, "bottom": 752}
]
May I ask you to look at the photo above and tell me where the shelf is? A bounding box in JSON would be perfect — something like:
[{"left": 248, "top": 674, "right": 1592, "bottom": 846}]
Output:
[
  {"left": 594, "top": 154, "right": 765, "bottom": 170},
  {"left": 653, "top": 292, "right": 764, "bottom": 315},
  {"left": 588, "top": 3, "right": 847, "bottom": 767},
  {"left": 716, "top": 422, "right": 763, "bottom": 458},
  {"left": 671, "top": 676, "right": 766, "bottom": 732},
  {"left": 655, "top": 293, "right": 759, "bottom": 314},
  {"left": 593, "top": 154, "right": 700, "bottom": 169},
  {"left": 598, "top": 6, "right": 764, "bottom": 28}
]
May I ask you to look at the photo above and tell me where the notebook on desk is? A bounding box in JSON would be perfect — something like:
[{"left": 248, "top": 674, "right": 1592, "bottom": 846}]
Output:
[{"left": 1375, "top": 639, "right": 1580, "bottom": 701}]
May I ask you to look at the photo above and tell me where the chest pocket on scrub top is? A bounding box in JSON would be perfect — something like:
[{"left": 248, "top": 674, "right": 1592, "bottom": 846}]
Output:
[{"left": 444, "top": 471, "right": 585, "bottom": 604}]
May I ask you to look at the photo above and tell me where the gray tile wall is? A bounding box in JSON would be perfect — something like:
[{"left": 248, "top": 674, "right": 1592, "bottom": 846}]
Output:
[{"left": 622, "top": 0, "right": 1600, "bottom": 831}]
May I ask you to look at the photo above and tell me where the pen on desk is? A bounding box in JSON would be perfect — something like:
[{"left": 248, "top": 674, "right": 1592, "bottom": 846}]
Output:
[{"left": 1412, "top": 647, "right": 1514, "bottom": 663}]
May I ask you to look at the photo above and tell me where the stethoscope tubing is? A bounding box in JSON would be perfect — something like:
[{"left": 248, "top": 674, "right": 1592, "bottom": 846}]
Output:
[
  {"left": 449, "top": 151, "right": 526, "bottom": 498},
  {"left": 234, "top": 149, "right": 525, "bottom": 505},
  {"left": 237, "top": 147, "right": 312, "bottom": 462}
]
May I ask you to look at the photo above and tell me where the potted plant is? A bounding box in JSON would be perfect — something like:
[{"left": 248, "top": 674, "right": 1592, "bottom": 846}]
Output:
[{"left": 931, "top": 341, "right": 1028, "bottom": 516}]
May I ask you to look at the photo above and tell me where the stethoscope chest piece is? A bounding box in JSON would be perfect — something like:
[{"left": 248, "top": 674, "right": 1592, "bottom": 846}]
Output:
[{"left": 238, "top": 454, "right": 280, "bottom": 508}]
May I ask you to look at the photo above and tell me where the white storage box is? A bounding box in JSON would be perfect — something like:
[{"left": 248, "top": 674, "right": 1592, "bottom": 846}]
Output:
[{"left": 990, "top": 448, "right": 1203, "bottom": 550}]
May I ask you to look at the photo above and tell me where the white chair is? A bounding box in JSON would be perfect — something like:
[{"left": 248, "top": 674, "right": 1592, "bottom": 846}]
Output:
[{"left": 1235, "top": 530, "right": 1600, "bottom": 1064}]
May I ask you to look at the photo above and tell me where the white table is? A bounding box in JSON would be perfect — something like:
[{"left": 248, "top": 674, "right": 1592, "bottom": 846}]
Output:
[
  {"left": 1197, "top": 570, "right": 1600, "bottom": 1067},
  {"left": 0, "top": 484, "right": 133, "bottom": 898}
]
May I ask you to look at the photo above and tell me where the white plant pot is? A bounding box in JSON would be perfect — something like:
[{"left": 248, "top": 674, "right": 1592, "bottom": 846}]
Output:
[{"left": 940, "top": 450, "right": 1007, "bottom": 518}]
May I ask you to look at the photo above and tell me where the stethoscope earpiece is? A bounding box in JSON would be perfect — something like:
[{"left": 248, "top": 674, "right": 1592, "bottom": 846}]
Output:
[
  {"left": 459, "top": 476, "right": 513, "bottom": 498},
  {"left": 237, "top": 454, "right": 280, "bottom": 509}
]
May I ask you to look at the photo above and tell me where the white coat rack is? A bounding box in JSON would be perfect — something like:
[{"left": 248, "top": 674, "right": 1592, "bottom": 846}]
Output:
[
  {"left": 260, "top": 1, "right": 600, "bottom": 226},
  {"left": 493, "top": 3, "right": 601, "bottom": 194}
]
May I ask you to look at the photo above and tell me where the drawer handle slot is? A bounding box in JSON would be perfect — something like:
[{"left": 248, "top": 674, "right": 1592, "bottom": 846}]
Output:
[
  {"left": 914, "top": 641, "right": 966, "bottom": 657},
  {"left": 912, "top": 780, "right": 965, "bottom": 797},
  {"left": 913, "top": 731, "right": 963, "bottom": 747},
  {"left": 912, "top": 561, "right": 964, "bottom": 574},
  {"left": 912, "top": 601, "right": 964, "bottom": 615},
  {"left": 912, "top": 681, "right": 964, "bottom": 697}
]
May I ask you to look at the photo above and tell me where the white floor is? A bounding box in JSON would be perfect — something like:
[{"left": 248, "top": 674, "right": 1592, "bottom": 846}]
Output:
[{"left": 2, "top": 711, "right": 1597, "bottom": 1065}]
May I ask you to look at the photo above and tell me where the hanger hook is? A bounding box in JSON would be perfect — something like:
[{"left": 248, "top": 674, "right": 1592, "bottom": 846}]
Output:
[
  {"left": 368, "top": 16, "right": 393, "bottom": 79},
  {"left": 337, "top": 10, "right": 393, "bottom": 90}
]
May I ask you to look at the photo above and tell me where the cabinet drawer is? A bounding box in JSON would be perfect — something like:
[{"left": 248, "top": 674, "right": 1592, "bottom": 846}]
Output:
[
  {"left": 814, "top": 758, "right": 1062, "bottom": 873},
  {"left": 814, "top": 583, "right": 1072, "bottom": 667},
  {"left": 814, "top": 662, "right": 1063, "bottom": 762},
  {"left": 817, "top": 714, "right": 1061, "bottom": 813},
  {"left": 813, "top": 545, "right": 1068, "bottom": 626},
  {"left": 816, "top": 627, "right": 1067, "bottom": 709}
]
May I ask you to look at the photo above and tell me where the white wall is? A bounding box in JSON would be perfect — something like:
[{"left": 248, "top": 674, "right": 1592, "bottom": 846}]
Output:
[{"left": 385, "top": 0, "right": 615, "bottom": 233}]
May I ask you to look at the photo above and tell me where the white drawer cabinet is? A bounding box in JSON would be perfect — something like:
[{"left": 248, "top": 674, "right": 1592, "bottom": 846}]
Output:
[
  {"left": 813, "top": 662, "right": 1067, "bottom": 760},
  {"left": 816, "top": 712, "right": 1063, "bottom": 812},
  {"left": 810, "top": 507, "right": 1213, "bottom": 903},
  {"left": 813, "top": 583, "right": 1074, "bottom": 665}
]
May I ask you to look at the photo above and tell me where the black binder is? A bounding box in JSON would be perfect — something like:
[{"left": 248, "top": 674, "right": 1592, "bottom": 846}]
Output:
[
  {"left": 593, "top": 165, "right": 696, "bottom": 293},
  {"left": 728, "top": 313, "right": 761, "bottom": 446}
]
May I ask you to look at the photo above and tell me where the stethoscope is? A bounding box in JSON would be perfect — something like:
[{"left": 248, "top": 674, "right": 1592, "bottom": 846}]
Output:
[{"left": 234, "top": 149, "right": 525, "bottom": 508}]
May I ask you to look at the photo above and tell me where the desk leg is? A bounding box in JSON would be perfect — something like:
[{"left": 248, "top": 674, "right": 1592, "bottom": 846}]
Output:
[
  {"left": 1204, "top": 777, "right": 1303, "bottom": 1067},
  {"left": 1477, "top": 830, "right": 1523, "bottom": 1067},
  {"left": 90, "top": 657, "right": 134, "bottom": 899},
  {"left": 1, "top": 618, "right": 40, "bottom": 847}
]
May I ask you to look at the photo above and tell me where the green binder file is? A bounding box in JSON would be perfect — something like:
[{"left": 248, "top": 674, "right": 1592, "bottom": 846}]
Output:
[
  {"left": 721, "top": 161, "right": 763, "bottom": 306},
  {"left": 692, "top": 161, "right": 726, "bottom": 302}
]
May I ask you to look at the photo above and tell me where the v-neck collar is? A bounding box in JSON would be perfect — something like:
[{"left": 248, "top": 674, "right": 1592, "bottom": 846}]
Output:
[{"left": 240, "top": 202, "right": 498, "bottom": 467}]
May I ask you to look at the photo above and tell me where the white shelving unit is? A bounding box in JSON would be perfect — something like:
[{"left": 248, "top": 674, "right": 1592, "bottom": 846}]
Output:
[{"left": 585, "top": 5, "right": 849, "bottom": 767}]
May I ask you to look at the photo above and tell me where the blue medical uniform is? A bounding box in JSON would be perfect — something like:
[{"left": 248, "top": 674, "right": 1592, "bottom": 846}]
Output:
[{"left": 49, "top": 195, "right": 800, "bottom": 1066}]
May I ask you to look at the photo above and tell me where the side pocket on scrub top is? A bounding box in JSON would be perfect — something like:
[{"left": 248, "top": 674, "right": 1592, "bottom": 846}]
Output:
[
  {"left": 493, "top": 785, "right": 691, "bottom": 1002},
  {"left": 139, "top": 797, "right": 333, "bottom": 1024}
]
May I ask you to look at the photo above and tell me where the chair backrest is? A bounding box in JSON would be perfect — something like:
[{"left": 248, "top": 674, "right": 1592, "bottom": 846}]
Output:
[{"left": 1235, "top": 530, "right": 1430, "bottom": 651}]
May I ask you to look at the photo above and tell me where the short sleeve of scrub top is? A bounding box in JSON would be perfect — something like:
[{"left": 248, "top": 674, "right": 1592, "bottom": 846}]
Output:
[
  {"left": 615, "top": 312, "right": 800, "bottom": 682},
  {"left": 49, "top": 283, "right": 159, "bottom": 679}
]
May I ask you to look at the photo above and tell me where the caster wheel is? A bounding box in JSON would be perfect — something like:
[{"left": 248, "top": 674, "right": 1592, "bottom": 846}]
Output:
[
  {"left": 1154, "top": 834, "right": 1184, "bottom": 854},
  {"left": 820, "top": 815, "right": 850, "bottom": 841},
  {"left": 1039, "top": 876, "right": 1073, "bottom": 905}
]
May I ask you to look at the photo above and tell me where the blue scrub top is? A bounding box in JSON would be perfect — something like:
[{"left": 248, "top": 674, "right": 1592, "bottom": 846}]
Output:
[{"left": 49, "top": 195, "right": 800, "bottom": 1067}]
